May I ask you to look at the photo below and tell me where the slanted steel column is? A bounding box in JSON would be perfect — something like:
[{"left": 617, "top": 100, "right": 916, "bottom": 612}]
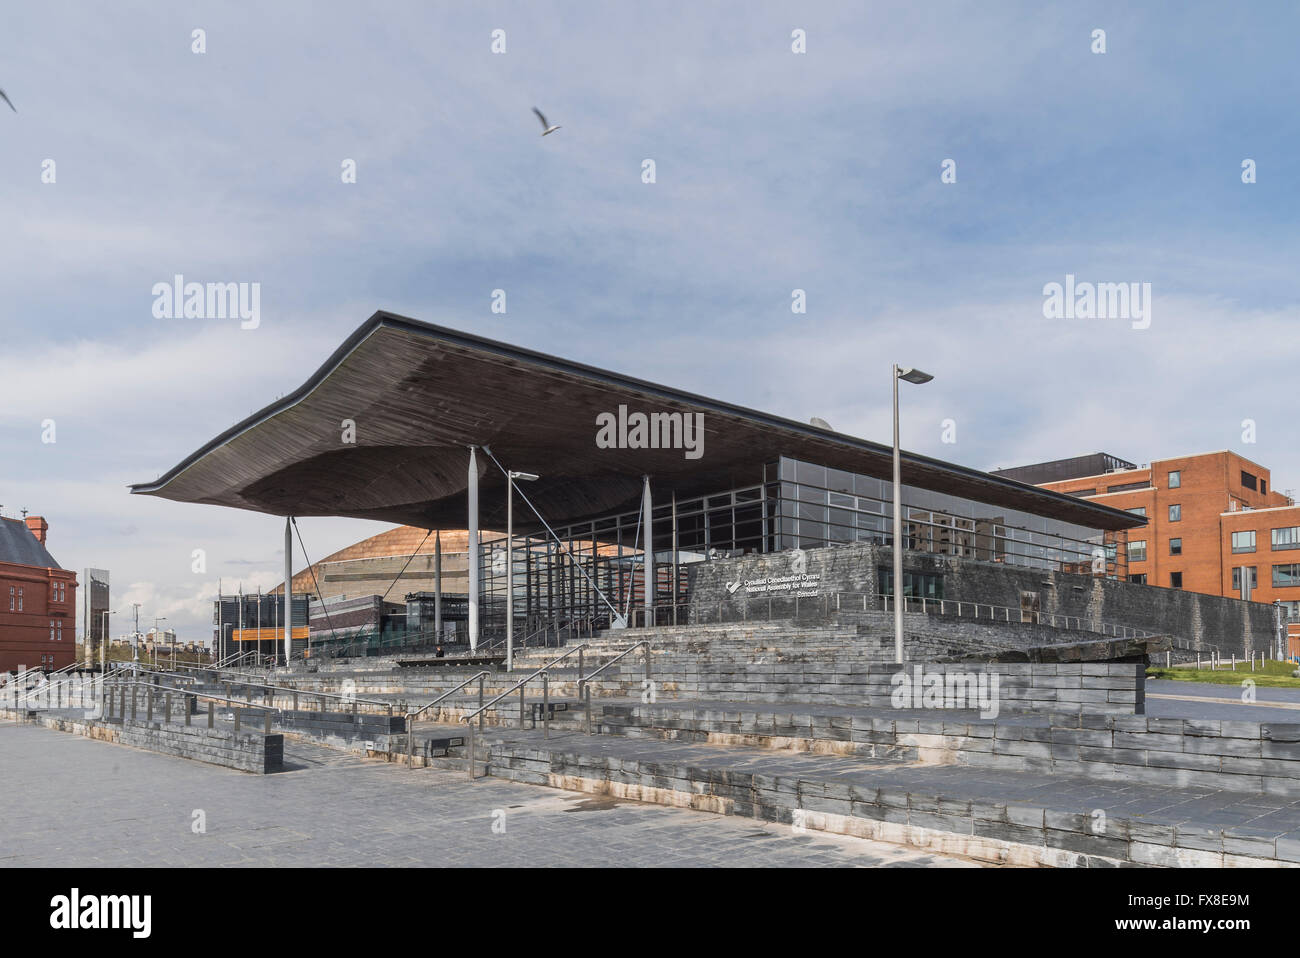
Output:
[
  {"left": 468, "top": 446, "right": 480, "bottom": 650},
  {"left": 434, "top": 531, "right": 443, "bottom": 640},
  {"left": 642, "top": 475, "right": 654, "bottom": 626},
  {"left": 284, "top": 517, "right": 293, "bottom": 665}
]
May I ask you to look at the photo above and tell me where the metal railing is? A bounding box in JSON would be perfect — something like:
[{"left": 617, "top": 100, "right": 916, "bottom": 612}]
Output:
[
  {"left": 404, "top": 670, "right": 492, "bottom": 769},
  {"left": 576, "top": 641, "right": 651, "bottom": 733},
  {"left": 458, "top": 644, "right": 592, "bottom": 779},
  {"left": 99, "top": 674, "right": 281, "bottom": 731}
]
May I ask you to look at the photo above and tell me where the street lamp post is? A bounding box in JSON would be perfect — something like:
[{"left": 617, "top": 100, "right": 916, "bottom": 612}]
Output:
[
  {"left": 893, "top": 364, "right": 934, "bottom": 665},
  {"left": 506, "top": 470, "right": 540, "bottom": 673},
  {"left": 131, "top": 603, "right": 141, "bottom": 673}
]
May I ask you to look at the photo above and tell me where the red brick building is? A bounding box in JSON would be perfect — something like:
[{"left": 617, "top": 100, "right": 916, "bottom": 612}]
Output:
[
  {"left": 995, "top": 452, "right": 1300, "bottom": 655},
  {"left": 0, "top": 515, "right": 78, "bottom": 672}
]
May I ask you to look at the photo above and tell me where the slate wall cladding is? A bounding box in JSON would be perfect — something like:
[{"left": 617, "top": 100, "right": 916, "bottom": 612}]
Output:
[
  {"left": 609, "top": 660, "right": 1143, "bottom": 714},
  {"left": 7, "top": 709, "right": 281, "bottom": 773},
  {"left": 687, "top": 543, "right": 1275, "bottom": 656}
]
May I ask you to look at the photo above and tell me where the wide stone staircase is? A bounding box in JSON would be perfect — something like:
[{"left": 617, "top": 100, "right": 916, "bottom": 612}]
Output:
[{"left": 14, "top": 615, "right": 1300, "bottom": 867}]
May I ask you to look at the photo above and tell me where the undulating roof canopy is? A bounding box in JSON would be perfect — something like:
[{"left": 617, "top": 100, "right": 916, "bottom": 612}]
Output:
[{"left": 130, "top": 311, "right": 1145, "bottom": 535}]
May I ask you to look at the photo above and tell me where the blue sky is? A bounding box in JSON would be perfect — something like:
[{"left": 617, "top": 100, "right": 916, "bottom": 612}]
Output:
[{"left": 2, "top": 1, "right": 1297, "bottom": 641}]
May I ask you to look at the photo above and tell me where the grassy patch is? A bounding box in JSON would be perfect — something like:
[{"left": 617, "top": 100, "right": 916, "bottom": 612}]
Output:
[{"left": 1146, "top": 659, "right": 1300, "bottom": 688}]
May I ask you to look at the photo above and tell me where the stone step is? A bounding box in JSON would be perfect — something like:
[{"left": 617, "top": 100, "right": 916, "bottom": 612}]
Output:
[{"left": 475, "top": 728, "right": 1300, "bottom": 867}]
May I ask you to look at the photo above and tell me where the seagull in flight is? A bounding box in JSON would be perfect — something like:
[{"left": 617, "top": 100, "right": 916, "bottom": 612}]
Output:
[
  {"left": 0, "top": 88, "right": 15, "bottom": 113},
  {"left": 532, "top": 106, "right": 560, "bottom": 136}
]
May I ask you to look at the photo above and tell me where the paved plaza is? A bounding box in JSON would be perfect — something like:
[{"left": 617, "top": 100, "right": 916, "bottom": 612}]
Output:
[{"left": 0, "top": 720, "right": 980, "bottom": 868}]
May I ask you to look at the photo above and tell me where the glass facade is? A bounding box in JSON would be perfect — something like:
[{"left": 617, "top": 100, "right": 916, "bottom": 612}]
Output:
[{"left": 473, "top": 453, "right": 1126, "bottom": 633}]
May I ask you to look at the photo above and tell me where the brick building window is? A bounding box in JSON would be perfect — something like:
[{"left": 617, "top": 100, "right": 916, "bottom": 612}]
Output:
[
  {"left": 1273, "top": 527, "right": 1300, "bottom": 551},
  {"left": 49, "top": 620, "right": 55, "bottom": 640},
  {"left": 1242, "top": 470, "right": 1258, "bottom": 491},
  {"left": 1273, "top": 564, "right": 1300, "bottom": 588},
  {"left": 1169, "top": 504, "right": 1181, "bottom": 522},
  {"left": 1129, "top": 540, "right": 1147, "bottom": 562},
  {"left": 1128, "top": 573, "right": 1147, "bottom": 584},
  {"left": 1127, "top": 507, "right": 1147, "bottom": 517},
  {"left": 7, "top": 586, "right": 12, "bottom": 611},
  {"left": 1170, "top": 572, "right": 1183, "bottom": 589},
  {"left": 1232, "top": 530, "right": 1257, "bottom": 553},
  {"left": 1170, "top": 538, "right": 1182, "bottom": 556},
  {"left": 1232, "top": 567, "right": 1258, "bottom": 591},
  {"left": 1280, "top": 600, "right": 1300, "bottom": 621},
  {"left": 17, "top": 588, "right": 22, "bottom": 611},
  {"left": 1168, "top": 470, "right": 1181, "bottom": 489}
]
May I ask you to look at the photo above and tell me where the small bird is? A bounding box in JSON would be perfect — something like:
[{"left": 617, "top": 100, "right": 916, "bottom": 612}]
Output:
[
  {"left": 532, "top": 106, "right": 560, "bottom": 136},
  {"left": 0, "top": 88, "right": 15, "bottom": 113}
]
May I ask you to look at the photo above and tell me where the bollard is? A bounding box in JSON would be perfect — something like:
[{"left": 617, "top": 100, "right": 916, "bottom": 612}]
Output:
[
  {"left": 467, "top": 722, "right": 476, "bottom": 780},
  {"left": 147, "top": 689, "right": 153, "bottom": 723},
  {"left": 165, "top": 693, "right": 171, "bottom": 724},
  {"left": 131, "top": 685, "right": 137, "bottom": 722},
  {"left": 264, "top": 711, "right": 271, "bottom": 734},
  {"left": 520, "top": 683, "right": 526, "bottom": 730},
  {"left": 185, "top": 695, "right": 191, "bottom": 726},
  {"left": 234, "top": 709, "right": 241, "bottom": 732},
  {"left": 208, "top": 701, "right": 214, "bottom": 729},
  {"left": 478, "top": 675, "right": 485, "bottom": 731},
  {"left": 543, "top": 672, "right": 550, "bottom": 739},
  {"left": 1232, "top": 654, "right": 1236, "bottom": 671}
]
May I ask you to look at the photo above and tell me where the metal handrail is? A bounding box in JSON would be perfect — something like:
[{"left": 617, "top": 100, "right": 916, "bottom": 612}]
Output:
[
  {"left": 408, "top": 671, "right": 492, "bottom": 722},
  {"left": 458, "top": 644, "right": 588, "bottom": 727},
  {"left": 456, "top": 644, "right": 588, "bottom": 782},
  {"left": 99, "top": 675, "right": 282, "bottom": 729},
  {"left": 404, "top": 670, "right": 491, "bottom": 769},
  {"left": 576, "top": 641, "right": 652, "bottom": 733}
]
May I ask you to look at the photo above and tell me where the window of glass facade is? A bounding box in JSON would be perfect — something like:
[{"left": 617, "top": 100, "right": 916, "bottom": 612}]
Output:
[
  {"left": 472, "top": 454, "right": 1127, "bottom": 630},
  {"left": 878, "top": 568, "right": 944, "bottom": 600},
  {"left": 1232, "top": 530, "right": 1257, "bottom": 553}
]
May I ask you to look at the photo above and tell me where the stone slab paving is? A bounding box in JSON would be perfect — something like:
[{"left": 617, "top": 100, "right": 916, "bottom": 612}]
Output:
[{"left": 0, "top": 720, "right": 979, "bottom": 868}]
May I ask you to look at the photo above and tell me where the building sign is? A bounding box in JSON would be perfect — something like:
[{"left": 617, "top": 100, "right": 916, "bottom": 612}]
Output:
[{"left": 730, "top": 572, "right": 824, "bottom": 598}]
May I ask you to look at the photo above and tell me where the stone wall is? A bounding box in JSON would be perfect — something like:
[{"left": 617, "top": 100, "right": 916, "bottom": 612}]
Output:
[
  {"left": 687, "top": 542, "right": 1276, "bottom": 657},
  {"left": 609, "top": 660, "right": 1143, "bottom": 715},
  {"left": 7, "top": 709, "right": 282, "bottom": 773}
]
